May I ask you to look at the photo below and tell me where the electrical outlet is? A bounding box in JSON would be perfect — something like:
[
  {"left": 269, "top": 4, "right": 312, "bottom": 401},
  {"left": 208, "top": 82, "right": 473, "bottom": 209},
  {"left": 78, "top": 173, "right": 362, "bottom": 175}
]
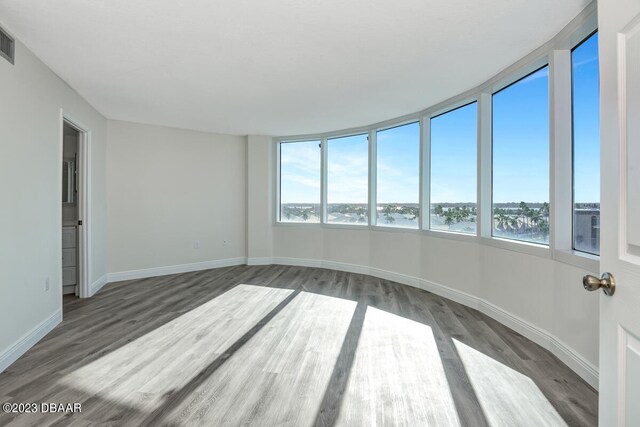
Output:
[
  {"left": 193, "top": 240, "right": 200, "bottom": 249},
  {"left": 45, "top": 277, "right": 50, "bottom": 291}
]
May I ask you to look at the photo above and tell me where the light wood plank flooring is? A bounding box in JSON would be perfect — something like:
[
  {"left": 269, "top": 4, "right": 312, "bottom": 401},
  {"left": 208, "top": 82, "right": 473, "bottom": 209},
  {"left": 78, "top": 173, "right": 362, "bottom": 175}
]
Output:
[{"left": 0, "top": 265, "right": 598, "bottom": 426}]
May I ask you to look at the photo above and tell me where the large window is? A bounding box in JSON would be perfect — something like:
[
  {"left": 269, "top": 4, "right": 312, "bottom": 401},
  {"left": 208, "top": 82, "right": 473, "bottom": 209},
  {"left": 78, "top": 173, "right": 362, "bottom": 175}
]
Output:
[
  {"left": 430, "top": 102, "right": 478, "bottom": 234},
  {"left": 492, "top": 66, "right": 550, "bottom": 244},
  {"left": 572, "top": 32, "right": 600, "bottom": 255},
  {"left": 279, "top": 140, "right": 321, "bottom": 222},
  {"left": 327, "top": 134, "right": 369, "bottom": 224},
  {"left": 376, "top": 122, "right": 420, "bottom": 228},
  {"left": 275, "top": 21, "right": 598, "bottom": 268}
]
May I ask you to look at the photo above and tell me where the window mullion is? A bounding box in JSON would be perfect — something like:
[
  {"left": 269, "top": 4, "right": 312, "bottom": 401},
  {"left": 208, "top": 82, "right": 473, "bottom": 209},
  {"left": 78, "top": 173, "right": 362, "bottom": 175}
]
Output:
[
  {"left": 478, "top": 92, "right": 492, "bottom": 238},
  {"left": 420, "top": 116, "right": 430, "bottom": 230},
  {"left": 550, "top": 50, "right": 573, "bottom": 252},
  {"left": 369, "top": 130, "right": 377, "bottom": 226},
  {"left": 321, "top": 137, "right": 328, "bottom": 223}
]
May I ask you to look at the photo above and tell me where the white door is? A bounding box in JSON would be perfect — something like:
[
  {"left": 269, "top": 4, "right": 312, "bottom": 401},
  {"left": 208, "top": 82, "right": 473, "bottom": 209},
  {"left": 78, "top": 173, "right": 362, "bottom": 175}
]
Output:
[{"left": 597, "top": 0, "right": 640, "bottom": 425}]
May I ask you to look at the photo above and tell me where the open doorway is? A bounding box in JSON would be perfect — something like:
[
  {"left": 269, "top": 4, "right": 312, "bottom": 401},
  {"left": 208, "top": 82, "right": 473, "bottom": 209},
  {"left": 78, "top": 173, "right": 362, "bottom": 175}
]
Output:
[
  {"left": 62, "top": 122, "right": 80, "bottom": 296},
  {"left": 61, "top": 117, "right": 90, "bottom": 302}
]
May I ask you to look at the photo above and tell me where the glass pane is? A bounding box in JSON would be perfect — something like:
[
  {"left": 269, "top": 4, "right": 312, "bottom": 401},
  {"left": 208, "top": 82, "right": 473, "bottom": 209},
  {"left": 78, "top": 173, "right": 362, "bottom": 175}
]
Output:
[
  {"left": 279, "top": 140, "right": 321, "bottom": 222},
  {"left": 327, "top": 134, "right": 369, "bottom": 224},
  {"left": 430, "top": 103, "right": 477, "bottom": 234},
  {"left": 376, "top": 122, "right": 420, "bottom": 229},
  {"left": 573, "top": 32, "right": 600, "bottom": 255},
  {"left": 492, "top": 66, "right": 550, "bottom": 244}
]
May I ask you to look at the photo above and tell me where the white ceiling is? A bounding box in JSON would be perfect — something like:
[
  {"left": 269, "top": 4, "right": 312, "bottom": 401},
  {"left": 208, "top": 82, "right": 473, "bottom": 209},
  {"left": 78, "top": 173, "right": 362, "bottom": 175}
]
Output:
[{"left": 0, "top": 0, "right": 590, "bottom": 136}]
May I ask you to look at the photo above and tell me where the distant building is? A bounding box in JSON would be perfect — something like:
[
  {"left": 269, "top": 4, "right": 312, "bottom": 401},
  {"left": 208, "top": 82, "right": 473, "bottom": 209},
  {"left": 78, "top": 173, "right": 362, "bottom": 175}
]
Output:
[{"left": 574, "top": 208, "right": 600, "bottom": 253}]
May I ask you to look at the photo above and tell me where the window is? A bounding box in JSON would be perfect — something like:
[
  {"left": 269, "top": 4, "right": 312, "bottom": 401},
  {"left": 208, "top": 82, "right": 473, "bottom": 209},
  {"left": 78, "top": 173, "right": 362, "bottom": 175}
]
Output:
[
  {"left": 492, "top": 66, "right": 550, "bottom": 244},
  {"left": 430, "top": 102, "right": 478, "bottom": 234},
  {"left": 572, "top": 32, "right": 600, "bottom": 255},
  {"left": 376, "top": 122, "right": 420, "bottom": 228},
  {"left": 279, "top": 140, "right": 321, "bottom": 222},
  {"left": 327, "top": 134, "right": 369, "bottom": 224}
]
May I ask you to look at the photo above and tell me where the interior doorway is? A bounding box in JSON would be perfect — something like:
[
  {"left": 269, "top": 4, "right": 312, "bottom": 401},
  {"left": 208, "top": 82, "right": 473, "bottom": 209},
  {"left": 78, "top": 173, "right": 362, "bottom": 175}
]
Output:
[
  {"left": 61, "top": 116, "right": 90, "bottom": 302},
  {"left": 62, "top": 122, "right": 80, "bottom": 296}
]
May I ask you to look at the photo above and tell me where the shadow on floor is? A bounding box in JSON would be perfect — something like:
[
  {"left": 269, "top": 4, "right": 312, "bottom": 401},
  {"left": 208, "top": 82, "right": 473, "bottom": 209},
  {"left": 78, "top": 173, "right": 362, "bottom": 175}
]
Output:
[{"left": 0, "top": 264, "right": 597, "bottom": 426}]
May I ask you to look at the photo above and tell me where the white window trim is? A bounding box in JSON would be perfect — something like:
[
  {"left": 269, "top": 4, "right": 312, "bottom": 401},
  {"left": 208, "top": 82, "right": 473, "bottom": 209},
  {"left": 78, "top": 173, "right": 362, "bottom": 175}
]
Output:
[
  {"left": 273, "top": 2, "right": 599, "bottom": 269},
  {"left": 374, "top": 121, "right": 421, "bottom": 230},
  {"left": 428, "top": 98, "right": 480, "bottom": 236}
]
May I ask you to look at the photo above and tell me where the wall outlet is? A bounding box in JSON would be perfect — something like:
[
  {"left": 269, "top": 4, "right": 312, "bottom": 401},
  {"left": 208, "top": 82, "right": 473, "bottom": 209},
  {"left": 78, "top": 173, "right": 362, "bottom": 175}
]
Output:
[
  {"left": 45, "top": 277, "right": 50, "bottom": 291},
  {"left": 223, "top": 239, "right": 228, "bottom": 246},
  {"left": 193, "top": 240, "right": 200, "bottom": 249}
]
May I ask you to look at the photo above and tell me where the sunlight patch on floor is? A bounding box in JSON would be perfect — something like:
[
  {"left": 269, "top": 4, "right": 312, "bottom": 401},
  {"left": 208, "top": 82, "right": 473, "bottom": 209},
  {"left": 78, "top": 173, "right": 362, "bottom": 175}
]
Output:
[
  {"left": 453, "top": 338, "right": 567, "bottom": 427},
  {"left": 161, "top": 291, "right": 356, "bottom": 425},
  {"left": 337, "top": 306, "right": 461, "bottom": 426},
  {"left": 60, "top": 284, "right": 294, "bottom": 410}
]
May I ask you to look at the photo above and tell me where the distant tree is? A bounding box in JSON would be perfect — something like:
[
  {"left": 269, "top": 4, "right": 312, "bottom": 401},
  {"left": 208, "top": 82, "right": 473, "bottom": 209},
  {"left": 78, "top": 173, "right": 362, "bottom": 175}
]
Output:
[
  {"left": 509, "top": 216, "right": 519, "bottom": 232},
  {"left": 383, "top": 204, "right": 397, "bottom": 224},
  {"left": 530, "top": 210, "right": 541, "bottom": 234},
  {"left": 540, "top": 202, "right": 550, "bottom": 219},
  {"left": 519, "top": 201, "right": 530, "bottom": 232},
  {"left": 494, "top": 212, "right": 509, "bottom": 231},
  {"left": 539, "top": 219, "right": 549, "bottom": 236},
  {"left": 434, "top": 205, "right": 444, "bottom": 216},
  {"left": 461, "top": 206, "right": 471, "bottom": 221},
  {"left": 444, "top": 212, "right": 455, "bottom": 227}
]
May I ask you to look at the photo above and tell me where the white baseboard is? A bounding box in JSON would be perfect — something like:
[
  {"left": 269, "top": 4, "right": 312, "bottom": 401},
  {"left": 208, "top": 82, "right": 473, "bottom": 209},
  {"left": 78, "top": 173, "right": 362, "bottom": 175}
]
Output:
[
  {"left": 247, "top": 257, "right": 273, "bottom": 266},
  {"left": 100, "top": 255, "right": 598, "bottom": 389},
  {"left": 107, "top": 257, "right": 248, "bottom": 283},
  {"left": 90, "top": 274, "right": 108, "bottom": 296},
  {"left": 271, "top": 256, "right": 599, "bottom": 390},
  {"left": 0, "top": 308, "right": 62, "bottom": 374},
  {"left": 549, "top": 336, "right": 599, "bottom": 390}
]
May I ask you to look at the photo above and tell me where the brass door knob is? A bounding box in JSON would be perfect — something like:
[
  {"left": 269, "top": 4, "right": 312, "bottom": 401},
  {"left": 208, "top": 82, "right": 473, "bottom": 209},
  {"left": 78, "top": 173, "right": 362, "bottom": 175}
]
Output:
[{"left": 583, "top": 272, "right": 616, "bottom": 296}]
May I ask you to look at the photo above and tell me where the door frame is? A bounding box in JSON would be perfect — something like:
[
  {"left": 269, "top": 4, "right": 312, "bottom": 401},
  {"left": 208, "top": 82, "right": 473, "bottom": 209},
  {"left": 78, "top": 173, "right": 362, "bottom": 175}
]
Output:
[{"left": 60, "top": 109, "right": 92, "bottom": 299}]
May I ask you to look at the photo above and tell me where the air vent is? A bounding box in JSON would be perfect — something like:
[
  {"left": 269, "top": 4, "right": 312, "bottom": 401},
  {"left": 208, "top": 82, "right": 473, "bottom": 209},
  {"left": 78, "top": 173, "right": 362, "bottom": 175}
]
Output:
[{"left": 0, "top": 26, "right": 15, "bottom": 64}]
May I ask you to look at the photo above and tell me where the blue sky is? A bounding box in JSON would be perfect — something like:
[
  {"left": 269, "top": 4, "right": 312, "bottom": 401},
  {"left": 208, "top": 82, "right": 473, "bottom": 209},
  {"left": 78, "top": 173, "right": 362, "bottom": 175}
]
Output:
[
  {"left": 280, "top": 32, "right": 599, "bottom": 206},
  {"left": 573, "top": 32, "right": 600, "bottom": 204},
  {"left": 327, "top": 134, "right": 369, "bottom": 204},
  {"left": 492, "top": 65, "right": 550, "bottom": 204},
  {"left": 431, "top": 103, "right": 477, "bottom": 204},
  {"left": 377, "top": 122, "right": 420, "bottom": 203},
  {"left": 280, "top": 140, "right": 320, "bottom": 204}
]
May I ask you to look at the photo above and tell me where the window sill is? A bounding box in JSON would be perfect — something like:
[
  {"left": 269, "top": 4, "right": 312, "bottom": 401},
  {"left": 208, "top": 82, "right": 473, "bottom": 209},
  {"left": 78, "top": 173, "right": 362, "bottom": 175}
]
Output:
[
  {"left": 553, "top": 249, "right": 599, "bottom": 272},
  {"left": 371, "top": 224, "right": 421, "bottom": 233},
  {"left": 275, "top": 221, "right": 322, "bottom": 228},
  {"left": 423, "top": 229, "right": 478, "bottom": 243},
  {"left": 480, "top": 236, "right": 551, "bottom": 259},
  {"left": 273, "top": 222, "right": 599, "bottom": 271}
]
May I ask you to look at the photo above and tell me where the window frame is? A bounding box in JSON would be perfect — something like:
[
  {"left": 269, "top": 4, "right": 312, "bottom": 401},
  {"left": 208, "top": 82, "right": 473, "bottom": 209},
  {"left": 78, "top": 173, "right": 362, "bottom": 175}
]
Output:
[
  {"left": 374, "top": 120, "right": 421, "bottom": 230},
  {"left": 490, "top": 63, "right": 551, "bottom": 246},
  {"left": 325, "top": 132, "right": 371, "bottom": 226},
  {"left": 273, "top": 5, "right": 599, "bottom": 272},
  {"left": 428, "top": 100, "right": 479, "bottom": 236},
  {"left": 277, "top": 139, "right": 323, "bottom": 224},
  {"left": 570, "top": 30, "right": 600, "bottom": 256}
]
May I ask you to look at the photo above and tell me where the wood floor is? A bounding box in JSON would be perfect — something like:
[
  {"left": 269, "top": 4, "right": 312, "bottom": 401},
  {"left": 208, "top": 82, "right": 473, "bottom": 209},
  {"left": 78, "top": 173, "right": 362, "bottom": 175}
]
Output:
[{"left": 0, "top": 265, "right": 597, "bottom": 426}]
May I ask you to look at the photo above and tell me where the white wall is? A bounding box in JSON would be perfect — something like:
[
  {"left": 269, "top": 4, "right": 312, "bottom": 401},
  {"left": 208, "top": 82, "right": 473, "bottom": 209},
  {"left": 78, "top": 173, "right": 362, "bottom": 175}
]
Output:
[
  {"left": 106, "top": 121, "right": 247, "bottom": 276},
  {"left": 247, "top": 135, "right": 273, "bottom": 263},
  {"left": 0, "top": 35, "right": 108, "bottom": 368},
  {"left": 271, "top": 225, "right": 600, "bottom": 387}
]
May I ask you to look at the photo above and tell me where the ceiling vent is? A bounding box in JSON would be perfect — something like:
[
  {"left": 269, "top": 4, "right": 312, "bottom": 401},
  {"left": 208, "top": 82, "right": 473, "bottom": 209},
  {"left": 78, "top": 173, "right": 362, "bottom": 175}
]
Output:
[{"left": 0, "top": 26, "right": 15, "bottom": 64}]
